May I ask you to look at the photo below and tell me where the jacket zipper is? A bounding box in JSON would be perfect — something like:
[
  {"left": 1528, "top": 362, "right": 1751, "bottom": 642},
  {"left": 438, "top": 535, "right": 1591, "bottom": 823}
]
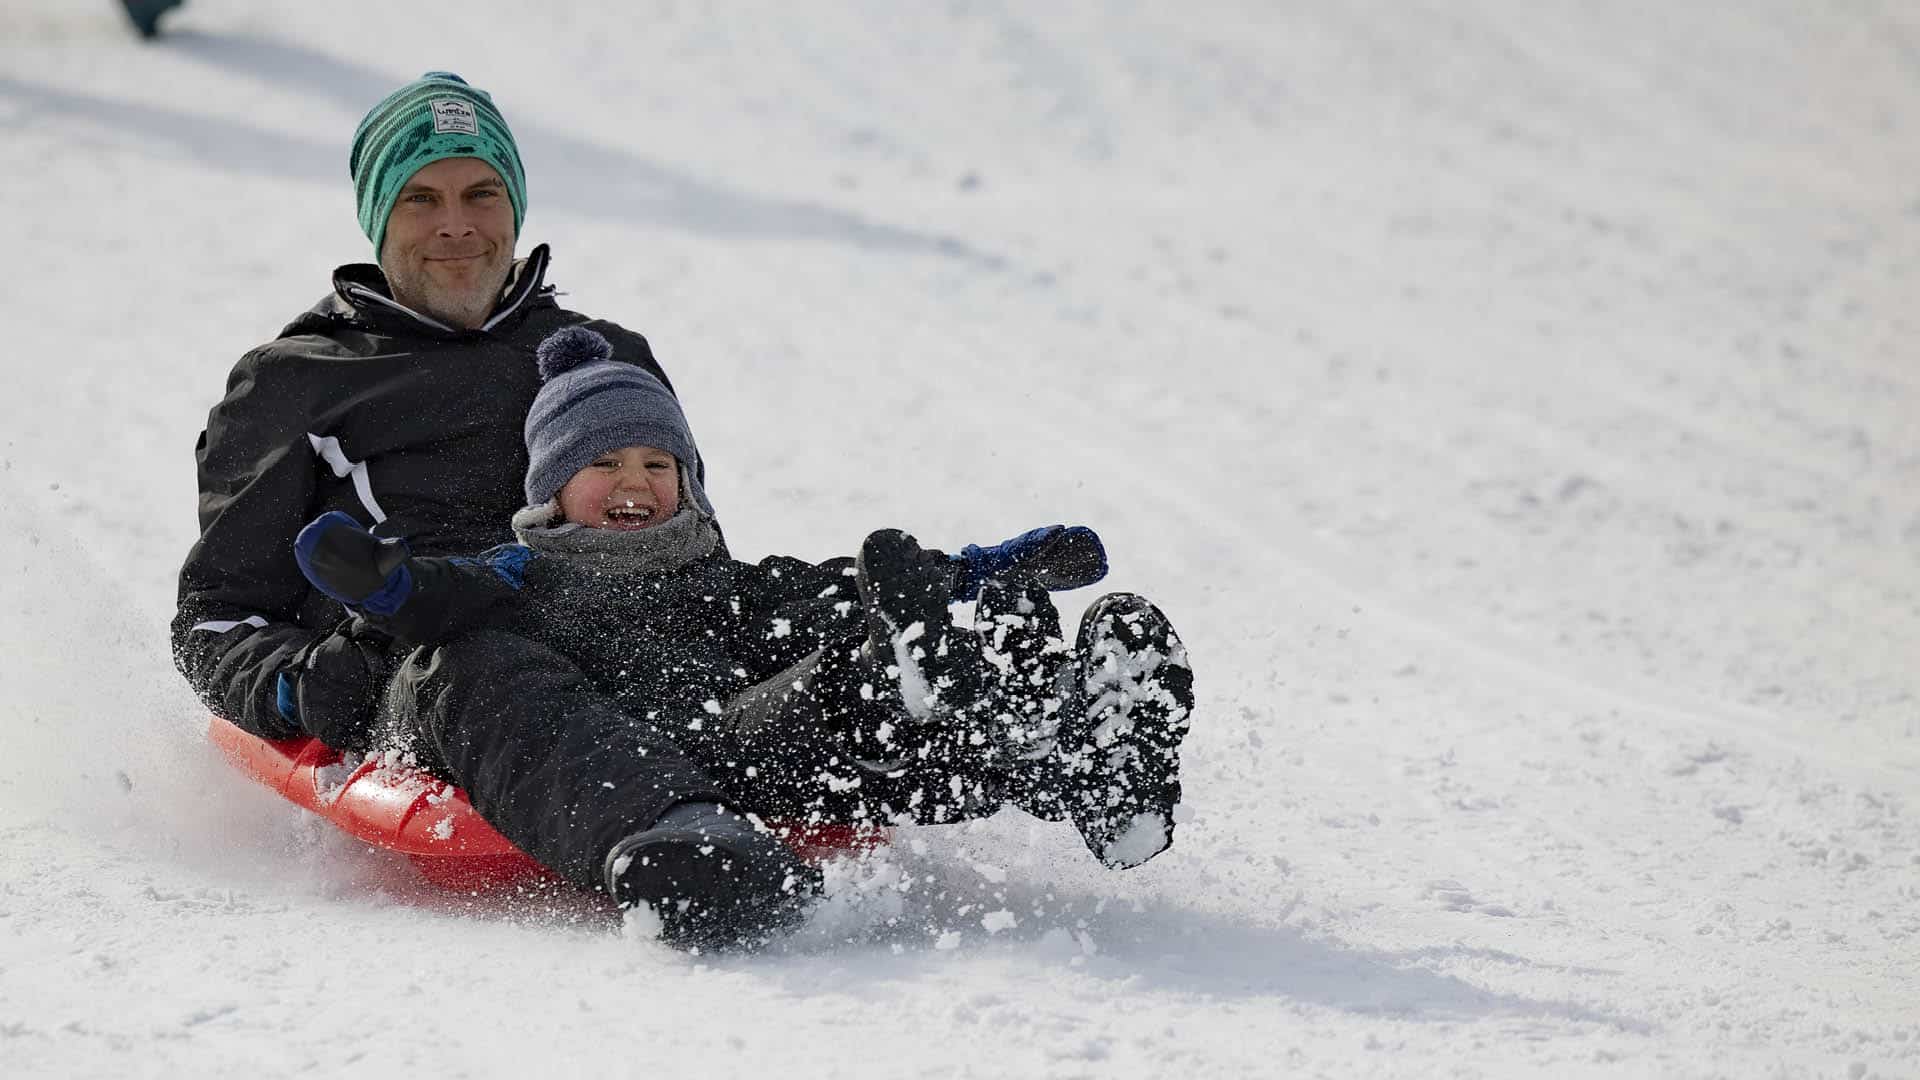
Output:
[
  {"left": 483, "top": 246, "right": 550, "bottom": 331},
  {"left": 343, "top": 245, "right": 552, "bottom": 335}
]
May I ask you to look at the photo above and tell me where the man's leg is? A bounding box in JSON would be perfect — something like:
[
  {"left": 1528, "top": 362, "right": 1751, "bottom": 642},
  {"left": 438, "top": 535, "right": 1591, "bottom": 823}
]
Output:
[{"left": 387, "top": 627, "right": 731, "bottom": 888}]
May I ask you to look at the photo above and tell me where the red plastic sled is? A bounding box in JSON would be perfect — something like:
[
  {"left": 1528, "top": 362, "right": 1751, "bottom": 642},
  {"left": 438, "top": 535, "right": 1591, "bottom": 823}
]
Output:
[{"left": 208, "top": 715, "right": 887, "bottom": 891}]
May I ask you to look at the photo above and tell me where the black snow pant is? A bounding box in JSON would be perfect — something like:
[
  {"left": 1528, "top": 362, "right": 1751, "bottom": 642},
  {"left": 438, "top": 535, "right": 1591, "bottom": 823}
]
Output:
[
  {"left": 381, "top": 628, "right": 1008, "bottom": 893},
  {"left": 686, "top": 635, "right": 1007, "bottom": 827},
  {"left": 382, "top": 628, "right": 730, "bottom": 890}
]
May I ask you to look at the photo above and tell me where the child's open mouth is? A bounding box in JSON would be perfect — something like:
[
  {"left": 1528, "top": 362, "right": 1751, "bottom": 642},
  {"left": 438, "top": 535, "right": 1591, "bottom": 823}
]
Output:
[{"left": 604, "top": 503, "right": 658, "bottom": 529}]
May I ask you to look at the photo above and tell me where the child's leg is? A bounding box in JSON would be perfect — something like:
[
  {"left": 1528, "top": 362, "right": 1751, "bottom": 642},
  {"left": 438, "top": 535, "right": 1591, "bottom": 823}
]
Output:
[
  {"left": 699, "top": 638, "right": 1006, "bottom": 827},
  {"left": 701, "top": 531, "right": 1195, "bottom": 869},
  {"left": 720, "top": 587, "right": 1196, "bottom": 871}
]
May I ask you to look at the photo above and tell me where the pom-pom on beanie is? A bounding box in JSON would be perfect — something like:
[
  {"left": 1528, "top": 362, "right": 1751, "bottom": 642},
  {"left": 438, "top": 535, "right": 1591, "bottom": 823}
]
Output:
[
  {"left": 523, "top": 327, "right": 708, "bottom": 511},
  {"left": 350, "top": 71, "right": 527, "bottom": 260}
]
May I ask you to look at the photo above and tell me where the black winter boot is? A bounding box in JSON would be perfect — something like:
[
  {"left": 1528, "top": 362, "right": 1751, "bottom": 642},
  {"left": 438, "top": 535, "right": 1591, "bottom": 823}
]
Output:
[
  {"left": 604, "top": 802, "right": 822, "bottom": 951},
  {"left": 1049, "top": 594, "right": 1194, "bottom": 869},
  {"left": 974, "top": 579, "right": 1075, "bottom": 819},
  {"left": 855, "top": 529, "right": 983, "bottom": 721}
]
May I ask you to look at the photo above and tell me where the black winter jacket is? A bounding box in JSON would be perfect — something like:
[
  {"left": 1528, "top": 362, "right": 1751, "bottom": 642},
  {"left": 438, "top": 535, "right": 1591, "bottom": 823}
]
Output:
[
  {"left": 371, "top": 542, "right": 912, "bottom": 820},
  {"left": 172, "top": 246, "right": 698, "bottom": 741}
]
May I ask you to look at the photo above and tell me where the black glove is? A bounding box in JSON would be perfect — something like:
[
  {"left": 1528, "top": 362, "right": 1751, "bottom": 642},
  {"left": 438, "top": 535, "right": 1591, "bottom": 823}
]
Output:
[
  {"left": 294, "top": 511, "right": 413, "bottom": 615},
  {"left": 282, "top": 620, "right": 394, "bottom": 751}
]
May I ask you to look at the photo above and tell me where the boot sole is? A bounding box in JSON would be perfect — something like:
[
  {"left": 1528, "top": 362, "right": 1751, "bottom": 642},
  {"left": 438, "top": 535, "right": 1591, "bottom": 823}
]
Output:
[{"left": 1066, "top": 594, "right": 1194, "bottom": 869}]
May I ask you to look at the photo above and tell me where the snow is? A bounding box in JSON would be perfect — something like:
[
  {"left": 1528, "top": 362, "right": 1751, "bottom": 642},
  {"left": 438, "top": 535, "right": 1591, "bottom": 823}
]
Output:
[
  {"left": 1103, "top": 812, "right": 1172, "bottom": 870},
  {"left": 890, "top": 619, "right": 937, "bottom": 718},
  {"left": 1, "top": 0, "right": 1917, "bottom": 1076}
]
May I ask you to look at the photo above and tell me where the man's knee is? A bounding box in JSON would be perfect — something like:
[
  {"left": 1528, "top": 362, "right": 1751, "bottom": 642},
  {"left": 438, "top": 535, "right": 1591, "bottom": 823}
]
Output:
[
  {"left": 391, "top": 628, "right": 609, "bottom": 767},
  {"left": 393, "top": 628, "right": 576, "bottom": 730}
]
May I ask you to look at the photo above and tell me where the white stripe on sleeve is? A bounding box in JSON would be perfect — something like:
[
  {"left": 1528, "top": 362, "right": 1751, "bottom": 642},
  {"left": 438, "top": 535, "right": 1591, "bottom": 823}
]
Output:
[
  {"left": 191, "top": 615, "right": 270, "bottom": 633},
  {"left": 307, "top": 433, "right": 389, "bottom": 524}
]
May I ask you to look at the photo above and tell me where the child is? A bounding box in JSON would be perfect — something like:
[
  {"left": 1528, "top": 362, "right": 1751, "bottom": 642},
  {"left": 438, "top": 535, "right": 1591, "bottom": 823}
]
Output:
[{"left": 293, "top": 327, "right": 1194, "bottom": 950}]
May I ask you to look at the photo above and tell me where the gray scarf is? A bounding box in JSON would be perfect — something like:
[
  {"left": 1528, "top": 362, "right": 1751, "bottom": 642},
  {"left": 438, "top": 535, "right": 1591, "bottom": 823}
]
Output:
[{"left": 510, "top": 498, "right": 720, "bottom": 575}]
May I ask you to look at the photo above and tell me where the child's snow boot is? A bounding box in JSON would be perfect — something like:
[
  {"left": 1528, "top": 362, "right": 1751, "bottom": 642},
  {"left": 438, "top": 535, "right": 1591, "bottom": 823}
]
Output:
[
  {"left": 855, "top": 528, "right": 984, "bottom": 721},
  {"left": 853, "top": 529, "right": 1009, "bottom": 820},
  {"left": 973, "top": 578, "right": 1075, "bottom": 819},
  {"left": 604, "top": 802, "right": 821, "bottom": 951},
  {"left": 1051, "top": 593, "right": 1194, "bottom": 869}
]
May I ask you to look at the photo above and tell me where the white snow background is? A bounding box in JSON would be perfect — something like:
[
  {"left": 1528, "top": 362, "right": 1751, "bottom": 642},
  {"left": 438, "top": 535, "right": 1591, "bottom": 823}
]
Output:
[{"left": 2, "top": 2, "right": 1917, "bottom": 1077}]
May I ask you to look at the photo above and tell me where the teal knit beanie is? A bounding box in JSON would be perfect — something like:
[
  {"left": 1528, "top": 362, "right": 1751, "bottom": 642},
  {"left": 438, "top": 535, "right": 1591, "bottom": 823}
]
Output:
[{"left": 349, "top": 71, "right": 527, "bottom": 259}]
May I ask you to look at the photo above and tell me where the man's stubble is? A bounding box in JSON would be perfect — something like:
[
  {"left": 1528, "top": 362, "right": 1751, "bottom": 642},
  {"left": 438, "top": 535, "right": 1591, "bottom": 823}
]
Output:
[{"left": 384, "top": 250, "right": 513, "bottom": 330}]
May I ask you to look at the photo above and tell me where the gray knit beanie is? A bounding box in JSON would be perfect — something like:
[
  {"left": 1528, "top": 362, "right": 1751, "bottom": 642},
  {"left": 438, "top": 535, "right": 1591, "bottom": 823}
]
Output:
[{"left": 524, "top": 327, "right": 709, "bottom": 512}]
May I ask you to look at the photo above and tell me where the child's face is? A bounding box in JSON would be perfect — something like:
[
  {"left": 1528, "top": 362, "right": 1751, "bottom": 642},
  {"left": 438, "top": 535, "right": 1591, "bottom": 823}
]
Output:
[{"left": 557, "top": 445, "right": 681, "bottom": 530}]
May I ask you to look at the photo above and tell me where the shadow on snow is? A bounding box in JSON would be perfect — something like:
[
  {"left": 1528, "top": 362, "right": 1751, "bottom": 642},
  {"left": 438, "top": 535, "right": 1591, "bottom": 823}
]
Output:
[{"left": 0, "top": 28, "right": 1000, "bottom": 264}]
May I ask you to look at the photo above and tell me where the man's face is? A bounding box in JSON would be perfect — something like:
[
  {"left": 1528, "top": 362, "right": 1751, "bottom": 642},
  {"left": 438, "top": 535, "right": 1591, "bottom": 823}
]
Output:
[
  {"left": 379, "top": 157, "right": 516, "bottom": 329},
  {"left": 557, "top": 445, "right": 682, "bottom": 530}
]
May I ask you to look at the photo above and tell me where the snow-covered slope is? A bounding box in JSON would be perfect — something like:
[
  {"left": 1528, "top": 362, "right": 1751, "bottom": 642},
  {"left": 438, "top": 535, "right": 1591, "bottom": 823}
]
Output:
[{"left": 2, "top": 2, "right": 1916, "bottom": 1076}]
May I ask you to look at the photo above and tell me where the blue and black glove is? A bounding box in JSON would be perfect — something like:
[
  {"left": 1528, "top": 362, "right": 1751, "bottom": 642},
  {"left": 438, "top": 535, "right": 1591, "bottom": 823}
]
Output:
[
  {"left": 294, "top": 511, "right": 414, "bottom": 616},
  {"left": 279, "top": 619, "right": 393, "bottom": 752},
  {"left": 950, "top": 525, "right": 1108, "bottom": 601}
]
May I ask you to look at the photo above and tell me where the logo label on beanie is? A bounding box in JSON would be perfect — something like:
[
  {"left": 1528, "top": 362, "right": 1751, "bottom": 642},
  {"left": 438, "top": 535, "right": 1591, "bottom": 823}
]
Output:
[{"left": 429, "top": 98, "right": 479, "bottom": 135}]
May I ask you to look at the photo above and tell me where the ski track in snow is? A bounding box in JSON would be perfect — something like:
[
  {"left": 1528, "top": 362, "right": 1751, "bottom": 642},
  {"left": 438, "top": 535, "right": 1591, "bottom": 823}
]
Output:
[{"left": 2, "top": 1, "right": 1917, "bottom": 1076}]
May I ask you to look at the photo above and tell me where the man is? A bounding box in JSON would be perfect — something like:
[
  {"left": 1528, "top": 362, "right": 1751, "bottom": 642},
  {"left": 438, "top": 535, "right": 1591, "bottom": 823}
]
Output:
[
  {"left": 174, "top": 70, "right": 689, "bottom": 746},
  {"left": 171, "top": 73, "right": 766, "bottom": 938}
]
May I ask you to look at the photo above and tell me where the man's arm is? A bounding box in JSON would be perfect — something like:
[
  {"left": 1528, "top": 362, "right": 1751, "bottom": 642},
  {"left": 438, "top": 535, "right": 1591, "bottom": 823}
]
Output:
[{"left": 171, "top": 347, "right": 323, "bottom": 740}]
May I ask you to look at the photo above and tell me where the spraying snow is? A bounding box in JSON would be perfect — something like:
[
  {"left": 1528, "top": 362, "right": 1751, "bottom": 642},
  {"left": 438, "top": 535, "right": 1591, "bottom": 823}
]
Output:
[{"left": 1, "top": 0, "right": 1916, "bottom": 1076}]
